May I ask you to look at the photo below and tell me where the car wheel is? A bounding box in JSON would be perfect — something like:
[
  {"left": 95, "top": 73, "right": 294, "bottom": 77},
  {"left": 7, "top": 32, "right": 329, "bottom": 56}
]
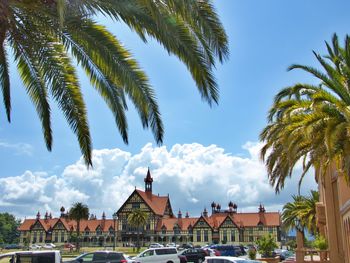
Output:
[{"left": 166, "top": 261, "right": 173, "bottom": 263}]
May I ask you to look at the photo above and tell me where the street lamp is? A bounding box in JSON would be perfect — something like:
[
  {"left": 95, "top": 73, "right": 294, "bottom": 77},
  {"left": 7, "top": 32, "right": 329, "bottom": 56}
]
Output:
[{"left": 113, "top": 213, "right": 118, "bottom": 251}]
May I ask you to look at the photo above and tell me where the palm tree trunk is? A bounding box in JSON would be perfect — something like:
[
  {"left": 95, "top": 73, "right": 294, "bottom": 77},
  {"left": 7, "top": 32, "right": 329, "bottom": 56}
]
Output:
[
  {"left": 77, "top": 220, "right": 80, "bottom": 252},
  {"left": 0, "top": 0, "right": 9, "bottom": 24},
  {"left": 137, "top": 224, "right": 140, "bottom": 252}
]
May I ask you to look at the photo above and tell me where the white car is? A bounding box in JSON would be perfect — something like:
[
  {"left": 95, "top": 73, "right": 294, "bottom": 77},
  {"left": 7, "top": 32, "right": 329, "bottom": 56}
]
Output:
[
  {"left": 166, "top": 243, "right": 178, "bottom": 248},
  {"left": 149, "top": 243, "right": 164, "bottom": 248},
  {"left": 204, "top": 256, "right": 260, "bottom": 263},
  {"left": 29, "top": 244, "right": 42, "bottom": 250},
  {"left": 42, "top": 243, "right": 56, "bottom": 249},
  {"left": 133, "top": 247, "right": 180, "bottom": 263},
  {"left": 0, "top": 250, "right": 61, "bottom": 263},
  {"left": 125, "top": 255, "right": 136, "bottom": 263}
]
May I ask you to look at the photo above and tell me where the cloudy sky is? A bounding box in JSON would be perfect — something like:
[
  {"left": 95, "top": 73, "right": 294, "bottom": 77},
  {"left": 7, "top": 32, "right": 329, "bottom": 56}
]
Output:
[{"left": 1, "top": 0, "right": 349, "bottom": 219}]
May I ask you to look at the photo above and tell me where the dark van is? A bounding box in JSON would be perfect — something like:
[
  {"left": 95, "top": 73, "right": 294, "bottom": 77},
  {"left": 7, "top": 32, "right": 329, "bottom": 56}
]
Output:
[{"left": 210, "top": 245, "right": 244, "bottom": 257}]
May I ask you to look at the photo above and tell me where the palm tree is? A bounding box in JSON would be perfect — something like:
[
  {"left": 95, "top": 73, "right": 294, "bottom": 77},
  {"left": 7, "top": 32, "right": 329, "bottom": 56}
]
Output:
[
  {"left": 260, "top": 34, "right": 350, "bottom": 193},
  {"left": 127, "top": 209, "right": 148, "bottom": 251},
  {"left": 0, "top": 0, "right": 229, "bottom": 166},
  {"left": 69, "top": 202, "right": 89, "bottom": 251},
  {"left": 282, "top": 191, "right": 319, "bottom": 236}
]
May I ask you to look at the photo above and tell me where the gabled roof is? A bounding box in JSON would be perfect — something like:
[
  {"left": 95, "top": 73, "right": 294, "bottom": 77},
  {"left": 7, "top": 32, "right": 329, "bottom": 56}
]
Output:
[
  {"left": 136, "top": 189, "right": 170, "bottom": 216},
  {"left": 217, "top": 214, "right": 240, "bottom": 229},
  {"left": 117, "top": 189, "right": 171, "bottom": 216},
  {"left": 192, "top": 215, "right": 213, "bottom": 230}
]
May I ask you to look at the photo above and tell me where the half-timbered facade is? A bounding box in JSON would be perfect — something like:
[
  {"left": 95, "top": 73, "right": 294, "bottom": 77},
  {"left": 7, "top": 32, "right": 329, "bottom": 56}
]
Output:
[
  {"left": 18, "top": 209, "right": 116, "bottom": 247},
  {"left": 19, "top": 169, "right": 281, "bottom": 247}
]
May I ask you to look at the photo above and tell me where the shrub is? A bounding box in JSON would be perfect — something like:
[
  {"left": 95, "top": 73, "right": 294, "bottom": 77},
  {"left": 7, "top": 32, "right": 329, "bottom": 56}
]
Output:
[
  {"left": 256, "top": 234, "right": 278, "bottom": 258},
  {"left": 313, "top": 235, "right": 328, "bottom": 250},
  {"left": 248, "top": 249, "right": 257, "bottom": 260}
]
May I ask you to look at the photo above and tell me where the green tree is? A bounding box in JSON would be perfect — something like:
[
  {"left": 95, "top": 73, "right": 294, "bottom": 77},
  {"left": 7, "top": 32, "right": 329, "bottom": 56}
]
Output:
[
  {"left": 260, "top": 34, "right": 350, "bottom": 193},
  {"left": 68, "top": 202, "right": 89, "bottom": 251},
  {"left": 127, "top": 209, "right": 148, "bottom": 251},
  {"left": 256, "top": 234, "right": 278, "bottom": 258},
  {"left": 0, "top": 0, "right": 228, "bottom": 166},
  {"left": 0, "top": 213, "right": 21, "bottom": 245},
  {"left": 282, "top": 191, "right": 319, "bottom": 237}
]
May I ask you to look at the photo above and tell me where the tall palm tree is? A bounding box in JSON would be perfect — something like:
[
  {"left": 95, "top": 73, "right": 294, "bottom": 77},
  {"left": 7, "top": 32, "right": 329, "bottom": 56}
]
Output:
[
  {"left": 0, "top": 0, "right": 229, "bottom": 166},
  {"left": 69, "top": 202, "right": 89, "bottom": 251},
  {"left": 127, "top": 208, "right": 148, "bottom": 251},
  {"left": 282, "top": 191, "right": 319, "bottom": 236},
  {"left": 260, "top": 34, "right": 350, "bottom": 193}
]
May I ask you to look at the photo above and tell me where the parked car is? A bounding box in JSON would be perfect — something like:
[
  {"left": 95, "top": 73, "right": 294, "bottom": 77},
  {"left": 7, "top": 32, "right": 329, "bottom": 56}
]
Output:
[
  {"left": 279, "top": 250, "right": 294, "bottom": 261},
  {"left": 0, "top": 250, "right": 61, "bottom": 263},
  {"left": 179, "top": 243, "right": 193, "bottom": 250},
  {"left": 178, "top": 254, "right": 187, "bottom": 263},
  {"left": 209, "top": 245, "right": 242, "bottom": 257},
  {"left": 203, "top": 248, "right": 220, "bottom": 257},
  {"left": 4, "top": 244, "right": 22, "bottom": 250},
  {"left": 64, "top": 243, "right": 76, "bottom": 249},
  {"left": 133, "top": 247, "right": 180, "bottom": 263},
  {"left": 29, "top": 244, "right": 42, "bottom": 250},
  {"left": 166, "top": 243, "right": 178, "bottom": 248},
  {"left": 149, "top": 243, "right": 164, "bottom": 248},
  {"left": 43, "top": 243, "right": 56, "bottom": 249},
  {"left": 66, "top": 251, "right": 129, "bottom": 263},
  {"left": 125, "top": 255, "right": 136, "bottom": 263},
  {"left": 204, "top": 257, "right": 261, "bottom": 263},
  {"left": 178, "top": 248, "right": 206, "bottom": 263}
]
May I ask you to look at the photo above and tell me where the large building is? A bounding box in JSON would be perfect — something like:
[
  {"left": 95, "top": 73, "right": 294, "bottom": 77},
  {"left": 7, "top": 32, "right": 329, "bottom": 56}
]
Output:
[
  {"left": 313, "top": 163, "right": 350, "bottom": 263},
  {"left": 19, "top": 169, "right": 281, "bottom": 247}
]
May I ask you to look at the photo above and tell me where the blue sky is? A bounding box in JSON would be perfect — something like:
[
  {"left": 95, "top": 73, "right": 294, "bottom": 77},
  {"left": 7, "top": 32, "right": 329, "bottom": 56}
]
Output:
[{"left": 1, "top": 0, "right": 349, "bottom": 218}]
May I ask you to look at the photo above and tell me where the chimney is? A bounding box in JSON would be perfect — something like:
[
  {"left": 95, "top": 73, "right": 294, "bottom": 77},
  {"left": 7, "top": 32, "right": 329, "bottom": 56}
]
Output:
[
  {"left": 185, "top": 212, "right": 189, "bottom": 218},
  {"left": 60, "top": 206, "right": 65, "bottom": 218},
  {"left": 178, "top": 209, "right": 182, "bottom": 219},
  {"left": 36, "top": 211, "right": 41, "bottom": 220},
  {"left": 233, "top": 203, "right": 238, "bottom": 213},
  {"left": 203, "top": 208, "right": 208, "bottom": 218}
]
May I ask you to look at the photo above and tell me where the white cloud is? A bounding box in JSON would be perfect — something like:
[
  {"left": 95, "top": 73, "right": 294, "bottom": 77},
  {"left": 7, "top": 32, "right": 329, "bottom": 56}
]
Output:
[
  {"left": 0, "top": 142, "right": 317, "bottom": 219},
  {"left": 0, "top": 141, "right": 33, "bottom": 156}
]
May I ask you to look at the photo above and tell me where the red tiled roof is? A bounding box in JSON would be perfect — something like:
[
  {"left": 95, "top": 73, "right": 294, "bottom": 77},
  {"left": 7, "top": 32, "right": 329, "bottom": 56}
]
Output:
[
  {"left": 189, "top": 212, "right": 280, "bottom": 230},
  {"left": 19, "top": 218, "right": 115, "bottom": 232},
  {"left": 234, "top": 212, "right": 280, "bottom": 227},
  {"left": 18, "top": 219, "right": 36, "bottom": 231},
  {"left": 136, "top": 189, "right": 169, "bottom": 216},
  {"left": 156, "top": 217, "right": 198, "bottom": 231}
]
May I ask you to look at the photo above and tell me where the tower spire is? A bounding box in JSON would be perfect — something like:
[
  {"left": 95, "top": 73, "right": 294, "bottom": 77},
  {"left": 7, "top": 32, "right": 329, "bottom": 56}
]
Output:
[{"left": 144, "top": 167, "right": 153, "bottom": 193}]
